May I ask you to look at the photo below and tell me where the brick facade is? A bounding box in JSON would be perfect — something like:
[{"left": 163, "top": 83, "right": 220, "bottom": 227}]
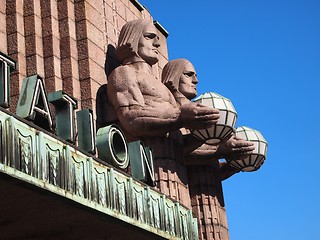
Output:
[{"left": 0, "top": 1, "right": 229, "bottom": 239}]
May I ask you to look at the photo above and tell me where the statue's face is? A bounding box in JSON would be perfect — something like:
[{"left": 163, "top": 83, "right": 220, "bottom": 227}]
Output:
[
  {"left": 137, "top": 23, "right": 160, "bottom": 66},
  {"left": 179, "top": 62, "right": 198, "bottom": 99}
]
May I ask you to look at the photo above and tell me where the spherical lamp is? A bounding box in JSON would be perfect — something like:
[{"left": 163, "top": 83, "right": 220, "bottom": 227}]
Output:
[
  {"left": 191, "top": 92, "right": 237, "bottom": 144},
  {"left": 228, "top": 126, "right": 268, "bottom": 172}
]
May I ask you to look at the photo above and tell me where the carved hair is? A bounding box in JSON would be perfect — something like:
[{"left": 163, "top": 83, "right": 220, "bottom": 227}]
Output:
[
  {"left": 162, "top": 58, "right": 190, "bottom": 93},
  {"left": 116, "top": 19, "right": 151, "bottom": 63}
]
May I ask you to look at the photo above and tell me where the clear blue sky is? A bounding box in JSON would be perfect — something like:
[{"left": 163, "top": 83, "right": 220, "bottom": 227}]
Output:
[{"left": 139, "top": 1, "right": 320, "bottom": 239}]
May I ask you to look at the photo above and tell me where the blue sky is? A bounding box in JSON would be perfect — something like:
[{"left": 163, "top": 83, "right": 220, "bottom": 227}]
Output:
[{"left": 139, "top": 1, "right": 320, "bottom": 239}]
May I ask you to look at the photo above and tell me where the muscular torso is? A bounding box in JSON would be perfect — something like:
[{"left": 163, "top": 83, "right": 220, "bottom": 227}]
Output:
[
  {"left": 136, "top": 70, "right": 177, "bottom": 110},
  {"left": 107, "top": 64, "right": 181, "bottom": 139}
]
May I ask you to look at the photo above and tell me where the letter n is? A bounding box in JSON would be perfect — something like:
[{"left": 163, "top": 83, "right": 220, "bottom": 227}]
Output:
[{"left": 128, "top": 141, "right": 155, "bottom": 186}]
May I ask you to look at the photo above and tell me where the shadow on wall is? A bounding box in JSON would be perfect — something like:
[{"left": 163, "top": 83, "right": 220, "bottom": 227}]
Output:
[
  {"left": 96, "top": 44, "right": 120, "bottom": 130},
  {"left": 105, "top": 44, "right": 120, "bottom": 78}
]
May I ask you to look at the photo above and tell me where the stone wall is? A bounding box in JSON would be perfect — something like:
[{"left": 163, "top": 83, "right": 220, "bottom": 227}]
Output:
[{"left": 1, "top": 0, "right": 168, "bottom": 113}]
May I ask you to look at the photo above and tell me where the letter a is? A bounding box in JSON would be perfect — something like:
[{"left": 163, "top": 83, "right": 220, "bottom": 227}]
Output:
[{"left": 16, "top": 75, "right": 53, "bottom": 131}]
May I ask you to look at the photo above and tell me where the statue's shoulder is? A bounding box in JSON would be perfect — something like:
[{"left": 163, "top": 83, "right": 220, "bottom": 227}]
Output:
[
  {"left": 108, "top": 65, "right": 139, "bottom": 92},
  {"left": 109, "top": 65, "right": 136, "bottom": 81}
]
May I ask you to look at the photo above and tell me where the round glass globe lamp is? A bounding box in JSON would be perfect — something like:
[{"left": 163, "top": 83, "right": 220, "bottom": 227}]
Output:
[
  {"left": 191, "top": 92, "right": 237, "bottom": 144},
  {"left": 228, "top": 126, "right": 268, "bottom": 172}
]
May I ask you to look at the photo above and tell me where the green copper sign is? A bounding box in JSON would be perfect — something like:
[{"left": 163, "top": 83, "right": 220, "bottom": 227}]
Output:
[
  {"left": 0, "top": 108, "right": 199, "bottom": 239},
  {"left": 96, "top": 124, "right": 129, "bottom": 169},
  {"left": 77, "top": 108, "right": 95, "bottom": 154},
  {"left": 48, "top": 90, "right": 78, "bottom": 142},
  {"left": 0, "top": 52, "right": 16, "bottom": 108},
  {"left": 128, "top": 141, "right": 155, "bottom": 185},
  {"left": 16, "top": 75, "right": 53, "bottom": 131}
]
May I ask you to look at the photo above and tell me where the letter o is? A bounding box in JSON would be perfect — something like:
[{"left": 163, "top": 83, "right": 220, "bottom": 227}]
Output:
[{"left": 96, "top": 125, "right": 129, "bottom": 169}]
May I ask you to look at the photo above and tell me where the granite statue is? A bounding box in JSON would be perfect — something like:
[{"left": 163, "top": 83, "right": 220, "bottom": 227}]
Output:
[
  {"left": 161, "top": 58, "right": 255, "bottom": 178},
  {"left": 106, "top": 19, "right": 222, "bottom": 206},
  {"left": 107, "top": 20, "right": 220, "bottom": 142},
  {"left": 162, "top": 58, "right": 255, "bottom": 239}
]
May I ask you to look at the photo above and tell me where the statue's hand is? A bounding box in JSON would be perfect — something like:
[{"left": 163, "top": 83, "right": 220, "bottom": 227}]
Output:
[
  {"left": 185, "top": 143, "right": 219, "bottom": 164},
  {"left": 217, "top": 135, "right": 255, "bottom": 160},
  {"left": 179, "top": 103, "right": 220, "bottom": 129}
]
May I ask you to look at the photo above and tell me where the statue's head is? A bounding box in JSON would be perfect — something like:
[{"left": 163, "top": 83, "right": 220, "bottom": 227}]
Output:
[
  {"left": 162, "top": 59, "right": 198, "bottom": 100},
  {"left": 116, "top": 19, "right": 160, "bottom": 65}
]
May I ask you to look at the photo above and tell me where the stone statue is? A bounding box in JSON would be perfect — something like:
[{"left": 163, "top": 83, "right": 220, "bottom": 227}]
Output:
[
  {"left": 162, "top": 58, "right": 255, "bottom": 239},
  {"left": 162, "top": 58, "right": 254, "bottom": 176},
  {"left": 107, "top": 20, "right": 219, "bottom": 142},
  {"left": 106, "top": 19, "right": 220, "bottom": 206}
]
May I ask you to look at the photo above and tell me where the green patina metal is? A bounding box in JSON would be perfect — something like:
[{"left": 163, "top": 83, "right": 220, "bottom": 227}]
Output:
[
  {"left": 96, "top": 124, "right": 129, "bottom": 170},
  {"left": 0, "top": 108, "right": 199, "bottom": 239},
  {"left": 16, "top": 75, "right": 53, "bottom": 131},
  {"left": 48, "top": 90, "right": 78, "bottom": 142},
  {"left": 130, "top": 0, "right": 144, "bottom": 11},
  {"left": 76, "top": 108, "right": 95, "bottom": 154},
  {"left": 153, "top": 21, "right": 169, "bottom": 38},
  {"left": 0, "top": 52, "right": 16, "bottom": 108},
  {"left": 128, "top": 141, "right": 155, "bottom": 185}
]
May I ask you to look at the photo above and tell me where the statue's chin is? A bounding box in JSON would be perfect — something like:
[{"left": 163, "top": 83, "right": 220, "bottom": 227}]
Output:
[{"left": 147, "top": 57, "right": 159, "bottom": 66}]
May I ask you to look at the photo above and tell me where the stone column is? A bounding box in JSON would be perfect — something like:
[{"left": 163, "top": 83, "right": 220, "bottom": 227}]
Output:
[
  {"left": 144, "top": 135, "right": 191, "bottom": 208},
  {"left": 187, "top": 161, "right": 229, "bottom": 240}
]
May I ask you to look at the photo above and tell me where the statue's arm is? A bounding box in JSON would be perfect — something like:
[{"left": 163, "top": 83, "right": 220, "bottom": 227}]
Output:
[
  {"left": 184, "top": 134, "right": 254, "bottom": 180},
  {"left": 107, "top": 67, "right": 220, "bottom": 138},
  {"left": 183, "top": 141, "right": 240, "bottom": 180},
  {"left": 117, "top": 105, "right": 183, "bottom": 137},
  {"left": 118, "top": 102, "right": 220, "bottom": 138},
  {"left": 219, "top": 162, "right": 240, "bottom": 181},
  {"left": 215, "top": 134, "right": 255, "bottom": 160},
  {"left": 184, "top": 142, "right": 219, "bottom": 164}
]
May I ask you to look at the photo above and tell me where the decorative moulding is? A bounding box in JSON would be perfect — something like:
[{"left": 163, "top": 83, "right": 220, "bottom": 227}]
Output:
[
  {"left": 130, "top": 0, "right": 144, "bottom": 11},
  {"left": 153, "top": 21, "right": 169, "bottom": 38}
]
